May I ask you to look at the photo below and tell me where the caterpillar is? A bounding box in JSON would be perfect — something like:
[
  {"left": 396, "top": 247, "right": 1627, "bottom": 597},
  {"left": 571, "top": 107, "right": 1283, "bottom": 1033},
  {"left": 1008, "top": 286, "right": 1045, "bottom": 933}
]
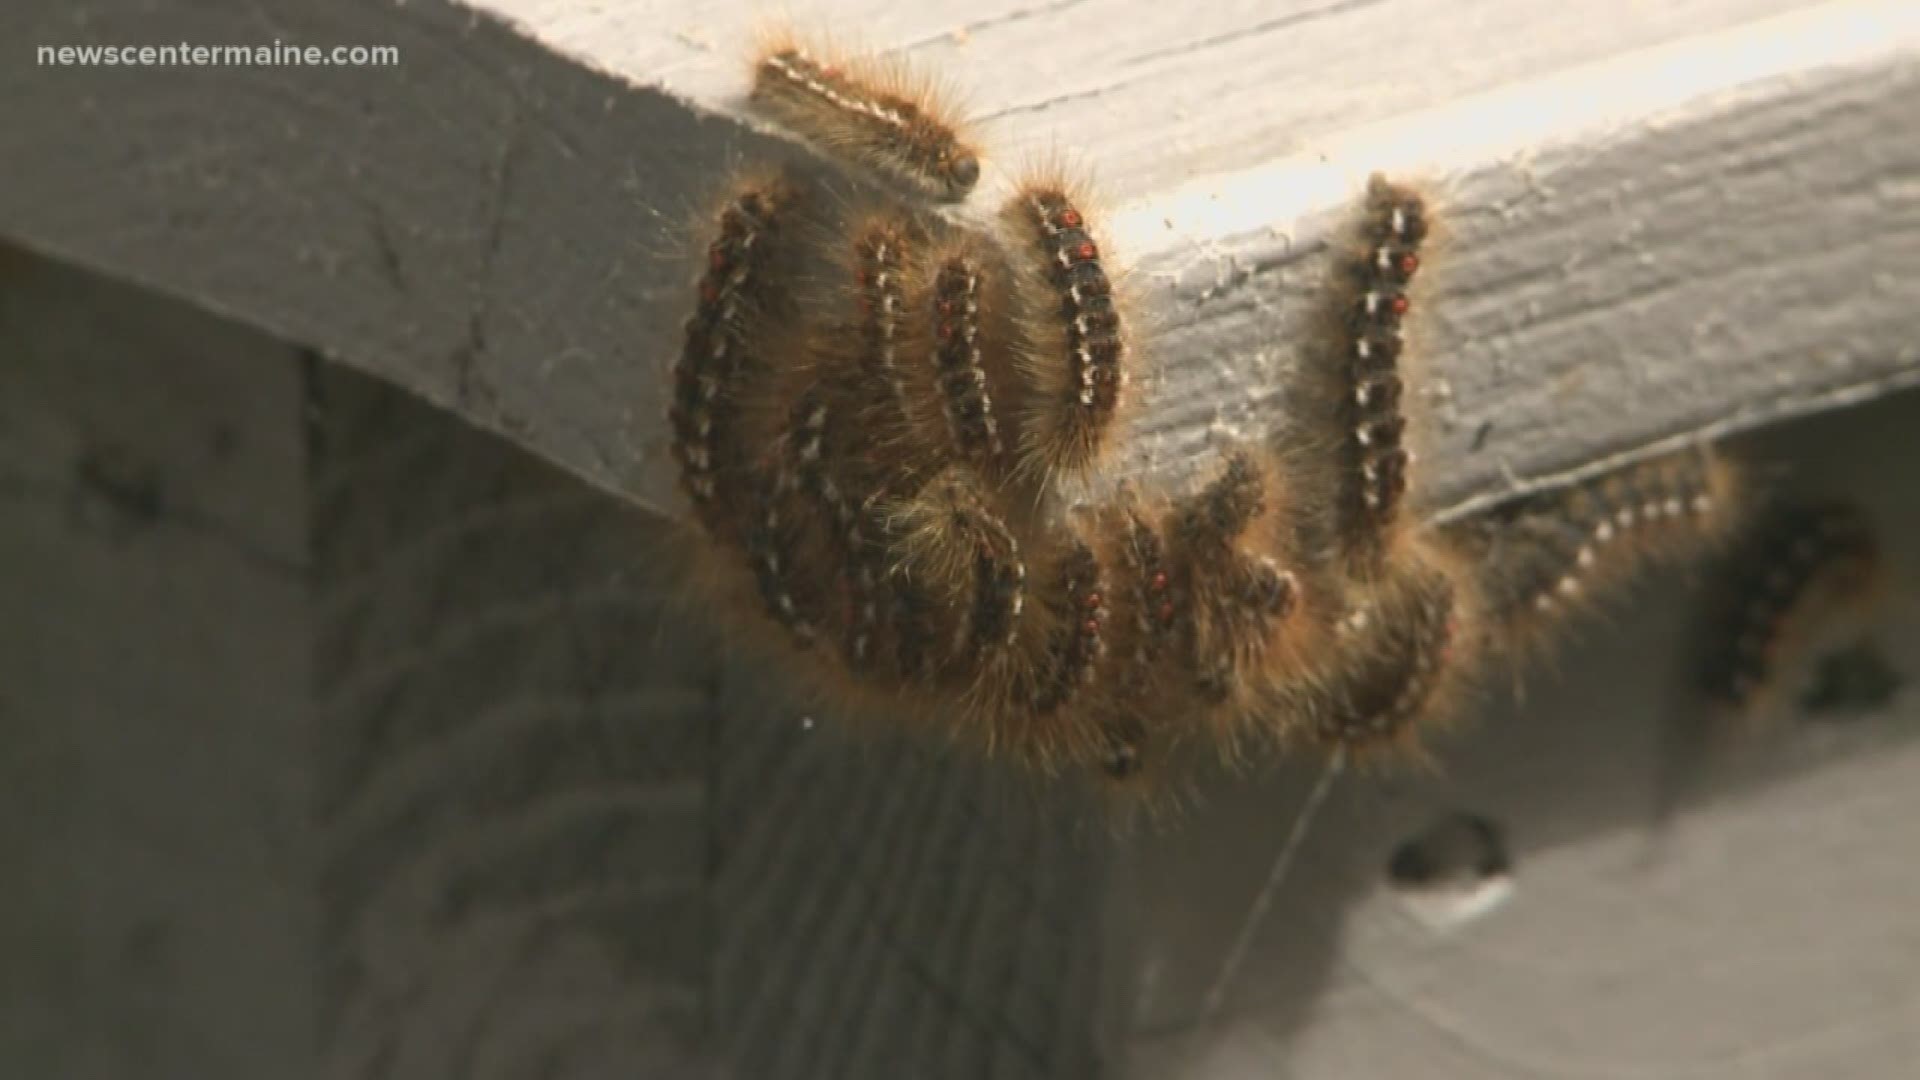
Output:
[
  {"left": 785, "top": 386, "right": 891, "bottom": 671},
  {"left": 750, "top": 29, "right": 982, "bottom": 201},
  {"left": 887, "top": 466, "right": 1027, "bottom": 675},
  {"left": 1248, "top": 544, "right": 1478, "bottom": 762},
  {"left": 1323, "top": 175, "right": 1432, "bottom": 576},
  {"left": 914, "top": 243, "right": 1013, "bottom": 474},
  {"left": 744, "top": 393, "right": 834, "bottom": 646},
  {"left": 849, "top": 215, "right": 916, "bottom": 430},
  {"left": 1700, "top": 500, "right": 1881, "bottom": 715},
  {"left": 1166, "top": 453, "right": 1305, "bottom": 713},
  {"left": 1452, "top": 447, "right": 1742, "bottom": 659},
  {"left": 669, "top": 175, "right": 803, "bottom": 542},
  {"left": 1001, "top": 175, "right": 1131, "bottom": 481},
  {"left": 1018, "top": 537, "right": 1108, "bottom": 717}
]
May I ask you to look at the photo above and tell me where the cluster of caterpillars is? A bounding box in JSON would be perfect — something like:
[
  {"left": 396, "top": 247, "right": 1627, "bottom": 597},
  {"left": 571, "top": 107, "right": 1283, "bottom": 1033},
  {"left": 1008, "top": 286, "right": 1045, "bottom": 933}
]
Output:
[{"left": 665, "top": 29, "right": 1749, "bottom": 801}]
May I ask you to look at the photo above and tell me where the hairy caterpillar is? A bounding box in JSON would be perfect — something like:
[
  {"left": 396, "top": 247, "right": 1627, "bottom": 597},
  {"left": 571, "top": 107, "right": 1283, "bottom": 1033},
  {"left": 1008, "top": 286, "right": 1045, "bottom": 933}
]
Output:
[
  {"left": 1001, "top": 174, "right": 1132, "bottom": 481},
  {"left": 784, "top": 385, "right": 893, "bottom": 671},
  {"left": 669, "top": 175, "right": 803, "bottom": 542},
  {"left": 888, "top": 466, "right": 1027, "bottom": 671},
  {"left": 1166, "top": 454, "right": 1310, "bottom": 726},
  {"left": 1320, "top": 175, "right": 1432, "bottom": 576},
  {"left": 1018, "top": 537, "right": 1108, "bottom": 716},
  {"left": 745, "top": 393, "right": 834, "bottom": 645},
  {"left": 750, "top": 28, "right": 982, "bottom": 201},
  {"left": 1258, "top": 543, "right": 1480, "bottom": 761},
  {"left": 1452, "top": 447, "right": 1742, "bottom": 659},
  {"left": 850, "top": 215, "right": 915, "bottom": 432},
  {"left": 1700, "top": 500, "right": 1881, "bottom": 715},
  {"left": 911, "top": 243, "right": 1015, "bottom": 474}
]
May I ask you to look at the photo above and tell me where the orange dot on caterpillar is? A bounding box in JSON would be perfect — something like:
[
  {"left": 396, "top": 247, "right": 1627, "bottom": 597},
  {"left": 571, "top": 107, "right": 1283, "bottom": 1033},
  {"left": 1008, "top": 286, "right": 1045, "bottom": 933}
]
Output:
[
  {"left": 749, "top": 27, "right": 982, "bottom": 201},
  {"left": 1701, "top": 500, "right": 1881, "bottom": 716}
]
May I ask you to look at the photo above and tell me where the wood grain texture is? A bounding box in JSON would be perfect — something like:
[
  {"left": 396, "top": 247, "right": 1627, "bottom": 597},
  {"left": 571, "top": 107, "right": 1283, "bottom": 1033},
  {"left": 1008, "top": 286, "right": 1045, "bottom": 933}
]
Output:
[{"left": 2, "top": 0, "right": 1914, "bottom": 527}]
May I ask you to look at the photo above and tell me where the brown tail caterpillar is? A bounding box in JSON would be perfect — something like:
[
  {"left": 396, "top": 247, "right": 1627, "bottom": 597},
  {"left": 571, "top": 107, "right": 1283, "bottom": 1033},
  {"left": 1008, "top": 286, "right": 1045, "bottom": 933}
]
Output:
[
  {"left": 1274, "top": 545, "right": 1478, "bottom": 761},
  {"left": 1001, "top": 175, "right": 1130, "bottom": 480},
  {"left": 1324, "top": 175, "right": 1431, "bottom": 574},
  {"left": 785, "top": 386, "right": 892, "bottom": 670},
  {"left": 669, "top": 175, "right": 801, "bottom": 541},
  {"left": 850, "top": 215, "right": 915, "bottom": 434},
  {"left": 1018, "top": 536, "right": 1108, "bottom": 717},
  {"left": 1701, "top": 500, "right": 1881, "bottom": 715},
  {"left": 920, "top": 246, "right": 1012, "bottom": 472},
  {"left": 1166, "top": 453, "right": 1306, "bottom": 712},
  {"left": 1453, "top": 447, "right": 1742, "bottom": 657},
  {"left": 750, "top": 29, "right": 982, "bottom": 201},
  {"left": 887, "top": 467, "right": 1027, "bottom": 674},
  {"left": 746, "top": 475, "right": 822, "bottom": 648}
]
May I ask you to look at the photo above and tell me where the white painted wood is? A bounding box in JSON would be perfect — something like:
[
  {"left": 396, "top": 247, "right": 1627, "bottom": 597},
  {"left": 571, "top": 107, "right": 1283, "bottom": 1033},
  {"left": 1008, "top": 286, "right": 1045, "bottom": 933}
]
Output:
[{"left": 2, "top": 0, "right": 1914, "bottom": 524}]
